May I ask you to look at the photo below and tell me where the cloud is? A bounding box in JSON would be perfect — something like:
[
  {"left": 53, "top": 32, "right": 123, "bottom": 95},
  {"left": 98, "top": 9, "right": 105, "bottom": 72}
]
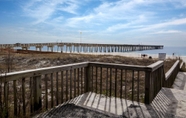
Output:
[
  {"left": 64, "top": 0, "right": 153, "bottom": 28},
  {"left": 150, "top": 30, "right": 182, "bottom": 34},
  {"left": 65, "top": 15, "right": 94, "bottom": 27},
  {"left": 65, "top": 0, "right": 184, "bottom": 29},
  {"left": 106, "top": 15, "right": 147, "bottom": 32},
  {"left": 22, "top": 0, "right": 80, "bottom": 24},
  {"left": 170, "top": 0, "right": 186, "bottom": 8},
  {"left": 14, "top": 0, "right": 186, "bottom": 46},
  {"left": 139, "top": 18, "right": 186, "bottom": 31},
  {"left": 57, "top": 1, "right": 79, "bottom": 14},
  {"left": 22, "top": 0, "right": 186, "bottom": 28}
]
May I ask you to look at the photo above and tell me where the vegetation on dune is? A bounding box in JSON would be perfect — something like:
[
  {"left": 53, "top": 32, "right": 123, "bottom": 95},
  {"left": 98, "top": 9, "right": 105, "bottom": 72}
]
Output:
[{"left": 0, "top": 51, "right": 176, "bottom": 72}]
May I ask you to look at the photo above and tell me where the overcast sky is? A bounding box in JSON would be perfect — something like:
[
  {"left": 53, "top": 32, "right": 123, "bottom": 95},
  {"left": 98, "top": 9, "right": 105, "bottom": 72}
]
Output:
[{"left": 0, "top": 0, "right": 186, "bottom": 46}]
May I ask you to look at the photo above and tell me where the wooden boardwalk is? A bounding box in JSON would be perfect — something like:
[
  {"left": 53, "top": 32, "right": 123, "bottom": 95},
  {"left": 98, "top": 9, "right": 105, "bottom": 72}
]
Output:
[{"left": 35, "top": 72, "right": 186, "bottom": 118}]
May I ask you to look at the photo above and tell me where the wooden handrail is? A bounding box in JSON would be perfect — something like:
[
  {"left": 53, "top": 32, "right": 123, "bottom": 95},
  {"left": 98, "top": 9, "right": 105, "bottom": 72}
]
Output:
[
  {"left": 165, "top": 60, "right": 179, "bottom": 80},
  {"left": 164, "top": 60, "right": 180, "bottom": 87},
  {"left": 180, "top": 62, "right": 184, "bottom": 69},
  {"left": 0, "top": 60, "right": 180, "bottom": 117},
  {"left": 0, "top": 62, "right": 89, "bottom": 82},
  {"left": 146, "top": 61, "right": 164, "bottom": 72},
  {"left": 89, "top": 62, "right": 150, "bottom": 71}
]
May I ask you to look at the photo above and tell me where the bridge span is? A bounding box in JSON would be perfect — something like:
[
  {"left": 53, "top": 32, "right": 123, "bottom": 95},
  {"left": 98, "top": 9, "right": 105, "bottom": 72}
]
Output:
[{"left": 0, "top": 42, "right": 163, "bottom": 53}]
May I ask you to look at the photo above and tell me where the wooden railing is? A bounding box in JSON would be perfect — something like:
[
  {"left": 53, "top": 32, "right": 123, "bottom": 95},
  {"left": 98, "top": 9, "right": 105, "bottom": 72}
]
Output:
[
  {"left": 87, "top": 61, "right": 165, "bottom": 104},
  {"left": 0, "top": 60, "right": 180, "bottom": 117},
  {"left": 144, "top": 61, "right": 165, "bottom": 104},
  {"left": 0, "top": 62, "right": 89, "bottom": 117},
  {"left": 164, "top": 60, "right": 180, "bottom": 88}
]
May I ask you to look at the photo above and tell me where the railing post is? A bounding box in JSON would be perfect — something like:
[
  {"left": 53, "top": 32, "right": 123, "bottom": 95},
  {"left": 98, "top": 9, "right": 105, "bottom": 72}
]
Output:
[
  {"left": 0, "top": 77, "right": 1, "bottom": 118},
  {"left": 4, "top": 81, "right": 8, "bottom": 117},
  {"left": 162, "top": 65, "right": 166, "bottom": 87},
  {"left": 145, "top": 71, "right": 152, "bottom": 104},
  {"left": 33, "top": 74, "right": 42, "bottom": 112},
  {"left": 85, "top": 64, "right": 91, "bottom": 92}
]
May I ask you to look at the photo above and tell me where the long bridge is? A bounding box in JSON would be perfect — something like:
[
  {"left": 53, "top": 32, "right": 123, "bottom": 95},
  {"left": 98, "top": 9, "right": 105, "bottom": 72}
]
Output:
[{"left": 0, "top": 42, "right": 163, "bottom": 53}]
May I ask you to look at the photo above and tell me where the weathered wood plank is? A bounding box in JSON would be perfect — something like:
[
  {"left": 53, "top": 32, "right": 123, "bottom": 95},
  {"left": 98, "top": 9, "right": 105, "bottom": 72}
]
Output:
[
  {"left": 96, "top": 67, "right": 98, "bottom": 93},
  {"left": 70, "top": 69, "right": 72, "bottom": 99},
  {"left": 81, "top": 68, "right": 83, "bottom": 94},
  {"left": 132, "top": 70, "right": 134, "bottom": 101},
  {"left": 147, "top": 61, "right": 164, "bottom": 72},
  {"left": 30, "top": 77, "right": 34, "bottom": 113},
  {"left": 110, "top": 68, "right": 112, "bottom": 97},
  {"left": 61, "top": 71, "right": 63, "bottom": 103},
  {"left": 77, "top": 68, "right": 80, "bottom": 95},
  {"left": 0, "top": 62, "right": 89, "bottom": 82},
  {"left": 33, "top": 75, "right": 42, "bottom": 112},
  {"left": 89, "top": 62, "right": 151, "bottom": 71},
  {"left": 87, "top": 65, "right": 91, "bottom": 92},
  {"left": 74, "top": 69, "right": 76, "bottom": 97},
  {"left": 115, "top": 69, "right": 117, "bottom": 97},
  {"left": 45, "top": 74, "right": 48, "bottom": 109},
  {"left": 13, "top": 80, "right": 17, "bottom": 116},
  {"left": 125, "top": 70, "right": 127, "bottom": 98},
  {"left": 56, "top": 72, "right": 59, "bottom": 105},
  {"left": 145, "top": 71, "right": 151, "bottom": 104},
  {"left": 22, "top": 78, "right": 26, "bottom": 116},
  {"left": 66, "top": 70, "right": 68, "bottom": 101},
  {"left": 4, "top": 81, "right": 8, "bottom": 116},
  {"left": 120, "top": 69, "right": 123, "bottom": 98},
  {"left": 106, "top": 68, "right": 108, "bottom": 96},
  {"left": 50, "top": 73, "right": 53, "bottom": 108},
  {"left": 137, "top": 71, "right": 140, "bottom": 102},
  {"left": 91, "top": 66, "right": 93, "bottom": 92},
  {"left": 100, "top": 67, "right": 102, "bottom": 95},
  {"left": 165, "top": 60, "right": 179, "bottom": 80}
]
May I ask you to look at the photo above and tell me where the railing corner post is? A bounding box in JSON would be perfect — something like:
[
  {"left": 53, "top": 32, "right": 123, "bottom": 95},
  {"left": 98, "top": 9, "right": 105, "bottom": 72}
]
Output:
[
  {"left": 145, "top": 71, "right": 152, "bottom": 104},
  {"left": 85, "top": 64, "right": 91, "bottom": 92}
]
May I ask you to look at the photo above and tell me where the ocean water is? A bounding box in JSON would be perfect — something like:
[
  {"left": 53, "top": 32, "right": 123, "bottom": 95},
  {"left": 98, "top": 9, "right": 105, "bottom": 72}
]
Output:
[{"left": 134, "top": 46, "right": 186, "bottom": 56}]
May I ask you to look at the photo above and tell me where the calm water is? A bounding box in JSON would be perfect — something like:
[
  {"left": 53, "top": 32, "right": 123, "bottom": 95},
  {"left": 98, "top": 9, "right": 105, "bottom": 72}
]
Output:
[{"left": 134, "top": 46, "right": 186, "bottom": 56}]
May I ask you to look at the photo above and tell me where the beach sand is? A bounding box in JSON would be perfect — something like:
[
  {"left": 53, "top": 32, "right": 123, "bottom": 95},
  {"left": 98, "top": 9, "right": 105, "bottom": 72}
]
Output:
[
  {"left": 181, "top": 56, "right": 186, "bottom": 63},
  {"left": 79, "top": 52, "right": 186, "bottom": 63},
  {"left": 81, "top": 52, "right": 186, "bottom": 68},
  {"left": 62, "top": 50, "right": 186, "bottom": 63}
]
